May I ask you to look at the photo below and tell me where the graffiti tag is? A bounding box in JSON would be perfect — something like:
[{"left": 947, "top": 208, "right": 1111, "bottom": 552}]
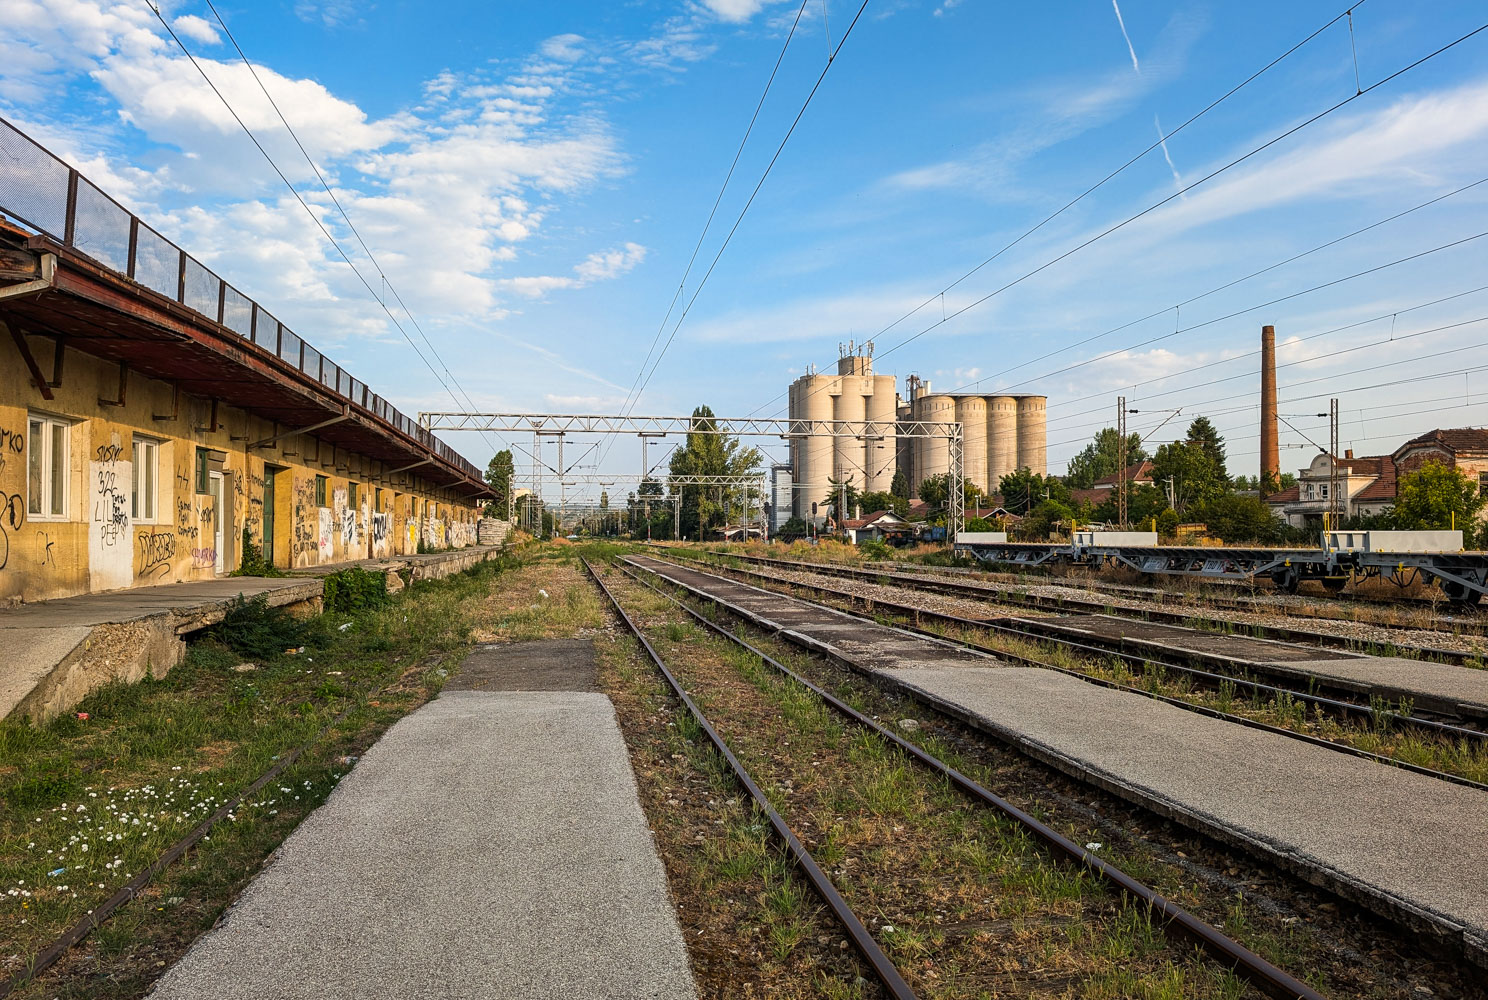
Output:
[{"left": 137, "top": 530, "right": 176, "bottom": 578}]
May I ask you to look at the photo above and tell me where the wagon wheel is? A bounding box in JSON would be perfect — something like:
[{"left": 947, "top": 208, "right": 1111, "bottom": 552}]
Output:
[{"left": 1270, "top": 566, "right": 1300, "bottom": 595}]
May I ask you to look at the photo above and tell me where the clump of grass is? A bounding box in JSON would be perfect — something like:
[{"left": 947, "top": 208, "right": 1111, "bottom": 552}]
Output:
[{"left": 202, "top": 592, "right": 319, "bottom": 660}]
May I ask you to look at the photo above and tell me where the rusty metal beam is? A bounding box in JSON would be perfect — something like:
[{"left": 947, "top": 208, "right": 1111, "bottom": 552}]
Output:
[
  {"left": 4, "top": 322, "right": 54, "bottom": 400},
  {"left": 247, "top": 409, "right": 350, "bottom": 449},
  {"left": 98, "top": 361, "right": 127, "bottom": 407}
]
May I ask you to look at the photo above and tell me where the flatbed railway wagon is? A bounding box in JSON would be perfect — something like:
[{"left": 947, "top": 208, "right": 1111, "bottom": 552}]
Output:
[{"left": 954, "top": 529, "right": 1488, "bottom": 606}]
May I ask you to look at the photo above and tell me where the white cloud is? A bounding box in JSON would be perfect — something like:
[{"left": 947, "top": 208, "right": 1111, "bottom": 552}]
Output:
[
  {"left": 1127, "top": 78, "right": 1488, "bottom": 243},
  {"left": 172, "top": 14, "right": 221, "bottom": 46},
  {"left": 699, "top": 0, "right": 767, "bottom": 24},
  {"left": 933, "top": 0, "right": 964, "bottom": 17},
  {"left": 540, "top": 33, "right": 586, "bottom": 62},
  {"left": 293, "top": 1, "right": 361, "bottom": 28},
  {"left": 504, "top": 242, "right": 647, "bottom": 298}
]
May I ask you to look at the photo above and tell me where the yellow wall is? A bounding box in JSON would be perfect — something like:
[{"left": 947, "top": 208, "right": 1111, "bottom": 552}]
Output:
[{"left": 1, "top": 329, "right": 483, "bottom": 603}]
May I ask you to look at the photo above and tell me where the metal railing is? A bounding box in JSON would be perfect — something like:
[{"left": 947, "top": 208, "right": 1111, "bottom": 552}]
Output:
[{"left": 0, "top": 115, "right": 481, "bottom": 483}]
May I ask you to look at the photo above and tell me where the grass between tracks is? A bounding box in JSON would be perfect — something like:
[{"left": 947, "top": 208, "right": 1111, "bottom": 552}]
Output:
[
  {"left": 690, "top": 554, "right": 1488, "bottom": 787},
  {"left": 0, "top": 546, "right": 536, "bottom": 998},
  {"left": 599, "top": 564, "right": 1263, "bottom": 1000}
]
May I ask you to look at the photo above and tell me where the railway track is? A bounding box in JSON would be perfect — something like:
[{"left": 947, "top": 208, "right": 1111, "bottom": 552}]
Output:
[
  {"left": 655, "top": 549, "right": 1488, "bottom": 767},
  {"left": 680, "top": 548, "right": 1486, "bottom": 668},
  {"left": 622, "top": 553, "right": 1488, "bottom": 978},
  {"left": 583, "top": 556, "right": 1324, "bottom": 1000},
  {"left": 878, "top": 558, "right": 1488, "bottom": 632}
]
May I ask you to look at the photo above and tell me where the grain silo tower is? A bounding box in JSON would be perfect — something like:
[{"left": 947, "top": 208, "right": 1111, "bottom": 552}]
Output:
[
  {"left": 787, "top": 342, "right": 896, "bottom": 524},
  {"left": 987, "top": 395, "right": 1018, "bottom": 487},
  {"left": 895, "top": 386, "right": 1047, "bottom": 499},
  {"left": 1016, "top": 396, "right": 1047, "bottom": 473}
]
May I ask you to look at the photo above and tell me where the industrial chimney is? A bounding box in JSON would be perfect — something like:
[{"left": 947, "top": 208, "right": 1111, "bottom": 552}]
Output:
[{"left": 1260, "top": 325, "right": 1279, "bottom": 495}]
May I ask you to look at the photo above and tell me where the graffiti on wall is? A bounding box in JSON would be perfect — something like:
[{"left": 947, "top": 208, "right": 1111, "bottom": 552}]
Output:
[
  {"left": 136, "top": 530, "right": 176, "bottom": 579},
  {"left": 0, "top": 428, "right": 22, "bottom": 477},
  {"left": 35, "top": 528, "right": 55, "bottom": 568},
  {"left": 371, "top": 511, "right": 391, "bottom": 558},
  {"left": 292, "top": 477, "right": 316, "bottom": 567},
  {"left": 318, "top": 507, "right": 333, "bottom": 562},
  {"left": 191, "top": 547, "right": 217, "bottom": 568},
  {"left": 405, "top": 520, "right": 418, "bottom": 554},
  {"left": 90, "top": 446, "right": 133, "bottom": 591},
  {"left": 0, "top": 493, "right": 23, "bottom": 571}
]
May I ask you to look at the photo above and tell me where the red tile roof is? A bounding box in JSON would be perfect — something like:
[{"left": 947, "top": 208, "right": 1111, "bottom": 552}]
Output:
[
  {"left": 1264, "top": 484, "right": 1300, "bottom": 504},
  {"left": 1354, "top": 456, "right": 1398, "bottom": 502},
  {"left": 1397, "top": 427, "right": 1488, "bottom": 454},
  {"left": 1090, "top": 460, "right": 1154, "bottom": 488}
]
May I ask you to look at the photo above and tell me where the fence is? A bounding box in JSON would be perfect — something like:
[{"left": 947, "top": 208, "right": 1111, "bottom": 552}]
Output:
[{"left": 0, "top": 115, "right": 481, "bottom": 482}]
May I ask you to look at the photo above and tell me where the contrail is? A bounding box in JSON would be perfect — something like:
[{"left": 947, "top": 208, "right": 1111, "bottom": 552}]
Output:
[
  {"left": 1154, "top": 114, "right": 1185, "bottom": 198},
  {"left": 1112, "top": 0, "right": 1140, "bottom": 73}
]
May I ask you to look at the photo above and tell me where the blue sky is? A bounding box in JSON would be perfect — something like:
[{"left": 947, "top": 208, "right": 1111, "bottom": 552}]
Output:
[{"left": 3, "top": 0, "right": 1487, "bottom": 497}]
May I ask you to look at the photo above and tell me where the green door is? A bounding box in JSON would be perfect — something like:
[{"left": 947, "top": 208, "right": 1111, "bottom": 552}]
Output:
[{"left": 262, "top": 469, "right": 276, "bottom": 564}]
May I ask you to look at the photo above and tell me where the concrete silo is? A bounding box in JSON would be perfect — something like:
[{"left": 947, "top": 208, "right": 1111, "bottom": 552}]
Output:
[
  {"left": 955, "top": 396, "right": 987, "bottom": 493},
  {"left": 1016, "top": 396, "right": 1047, "bottom": 474},
  {"left": 790, "top": 371, "right": 836, "bottom": 523},
  {"left": 865, "top": 374, "right": 898, "bottom": 493},
  {"left": 787, "top": 342, "right": 896, "bottom": 525},
  {"left": 915, "top": 391, "right": 956, "bottom": 489},
  {"left": 832, "top": 374, "right": 869, "bottom": 488},
  {"left": 987, "top": 395, "right": 1019, "bottom": 486}
]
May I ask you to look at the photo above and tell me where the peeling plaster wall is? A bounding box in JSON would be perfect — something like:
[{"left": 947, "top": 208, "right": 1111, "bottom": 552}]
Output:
[{"left": 1, "top": 332, "right": 486, "bottom": 603}]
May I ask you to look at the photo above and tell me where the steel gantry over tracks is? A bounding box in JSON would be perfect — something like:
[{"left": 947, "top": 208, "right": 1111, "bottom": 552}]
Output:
[{"left": 419, "top": 411, "right": 968, "bottom": 542}]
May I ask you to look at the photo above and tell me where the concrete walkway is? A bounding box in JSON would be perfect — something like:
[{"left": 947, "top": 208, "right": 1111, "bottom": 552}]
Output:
[
  {"left": 0, "top": 545, "right": 504, "bottom": 721},
  {"left": 628, "top": 555, "right": 1488, "bottom": 964},
  {"left": 149, "top": 640, "right": 696, "bottom": 1000}
]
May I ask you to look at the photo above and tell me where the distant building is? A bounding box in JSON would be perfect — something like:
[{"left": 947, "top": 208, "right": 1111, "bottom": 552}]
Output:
[
  {"left": 1068, "top": 460, "right": 1155, "bottom": 508},
  {"left": 1265, "top": 428, "right": 1488, "bottom": 528},
  {"left": 839, "top": 510, "right": 912, "bottom": 545}
]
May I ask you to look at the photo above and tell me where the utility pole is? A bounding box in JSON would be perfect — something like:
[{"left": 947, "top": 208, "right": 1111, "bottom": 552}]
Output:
[
  {"left": 1117, "top": 396, "right": 1128, "bottom": 529},
  {"left": 1328, "top": 397, "right": 1342, "bottom": 530}
]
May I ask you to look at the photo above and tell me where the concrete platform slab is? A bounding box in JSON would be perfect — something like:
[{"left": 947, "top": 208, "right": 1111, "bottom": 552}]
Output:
[
  {"left": 630, "top": 555, "right": 1488, "bottom": 963},
  {"left": 1019, "top": 614, "right": 1488, "bottom": 720},
  {"left": 149, "top": 662, "right": 695, "bottom": 999},
  {"left": 886, "top": 665, "right": 1488, "bottom": 961}
]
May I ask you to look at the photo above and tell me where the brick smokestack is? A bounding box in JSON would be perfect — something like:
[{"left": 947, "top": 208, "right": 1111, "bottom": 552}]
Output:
[{"left": 1260, "top": 324, "right": 1279, "bottom": 495}]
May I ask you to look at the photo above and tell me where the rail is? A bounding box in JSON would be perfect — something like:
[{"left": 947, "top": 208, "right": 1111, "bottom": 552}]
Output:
[{"left": 619, "top": 555, "right": 1325, "bottom": 1000}]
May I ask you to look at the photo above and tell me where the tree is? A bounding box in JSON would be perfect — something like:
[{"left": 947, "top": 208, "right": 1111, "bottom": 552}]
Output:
[
  {"left": 1014, "top": 499, "right": 1075, "bottom": 541},
  {"left": 778, "top": 515, "right": 809, "bottom": 539},
  {"left": 1066, "top": 428, "right": 1148, "bottom": 490},
  {"left": 1194, "top": 494, "right": 1280, "bottom": 544},
  {"left": 916, "top": 475, "right": 948, "bottom": 511},
  {"left": 1184, "top": 416, "right": 1228, "bottom": 483},
  {"left": 998, "top": 468, "right": 1047, "bottom": 515},
  {"left": 1392, "top": 460, "right": 1486, "bottom": 545},
  {"left": 1150, "top": 441, "right": 1224, "bottom": 513},
  {"left": 890, "top": 469, "right": 911, "bottom": 500},
  {"left": 822, "top": 475, "right": 860, "bottom": 520},
  {"left": 484, "top": 449, "right": 514, "bottom": 517},
  {"left": 859, "top": 490, "right": 908, "bottom": 517},
  {"left": 668, "top": 405, "right": 763, "bottom": 540}
]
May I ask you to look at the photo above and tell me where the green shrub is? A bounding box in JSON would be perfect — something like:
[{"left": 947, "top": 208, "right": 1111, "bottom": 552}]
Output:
[
  {"left": 204, "top": 592, "right": 309, "bottom": 660},
  {"left": 858, "top": 538, "right": 894, "bottom": 561},
  {"left": 323, "top": 567, "right": 389, "bottom": 615},
  {"left": 232, "top": 526, "right": 285, "bottom": 577}
]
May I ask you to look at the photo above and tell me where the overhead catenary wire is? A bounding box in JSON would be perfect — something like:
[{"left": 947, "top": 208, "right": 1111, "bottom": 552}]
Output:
[
  {"left": 745, "top": 0, "right": 1373, "bottom": 419},
  {"left": 156, "top": 2, "right": 528, "bottom": 478},
  {"left": 614, "top": 0, "right": 813, "bottom": 422},
  {"left": 1045, "top": 282, "right": 1488, "bottom": 425},
  {"left": 624, "top": 0, "right": 874, "bottom": 415},
  {"left": 760, "top": 15, "right": 1488, "bottom": 420}
]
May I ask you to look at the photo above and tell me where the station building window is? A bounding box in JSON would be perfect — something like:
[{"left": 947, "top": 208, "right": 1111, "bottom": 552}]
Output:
[
  {"left": 348, "top": 482, "right": 359, "bottom": 509},
  {"left": 131, "top": 437, "right": 159, "bottom": 522},
  {"left": 195, "top": 447, "right": 209, "bottom": 494},
  {"left": 315, "top": 474, "right": 328, "bottom": 507},
  {"left": 27, "top": 414, "right": 69, "bottom": 520}
]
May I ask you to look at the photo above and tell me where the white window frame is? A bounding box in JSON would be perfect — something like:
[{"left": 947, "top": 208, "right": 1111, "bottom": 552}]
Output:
[
  {"left": 1320, "top": 483, "right": 1329, "bottom": 499},
  {"left": 27, "top": 414, "right": 70, "bottom": 521},
  {"left": 131, "top": 436, "right": 160, "bottom": 523}
]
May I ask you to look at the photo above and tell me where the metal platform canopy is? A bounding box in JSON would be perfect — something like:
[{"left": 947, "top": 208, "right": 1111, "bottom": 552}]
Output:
[{"left": 420, "top": 412, "right": 967, "bottom": 544}]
